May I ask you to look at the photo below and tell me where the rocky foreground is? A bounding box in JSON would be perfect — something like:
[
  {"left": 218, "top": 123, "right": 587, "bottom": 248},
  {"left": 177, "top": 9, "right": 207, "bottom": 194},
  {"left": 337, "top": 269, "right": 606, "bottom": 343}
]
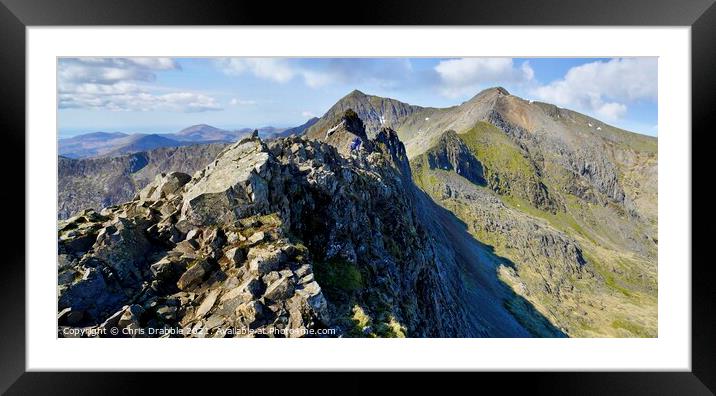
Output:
[{"left": 58, "top": 120, "right": 490, "bottom": 338}]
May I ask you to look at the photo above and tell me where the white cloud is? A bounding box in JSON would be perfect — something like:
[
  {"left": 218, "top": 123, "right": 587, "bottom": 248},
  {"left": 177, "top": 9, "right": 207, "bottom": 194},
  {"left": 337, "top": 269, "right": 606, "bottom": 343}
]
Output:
[
  {"left": 60, "top": 90, "right": 221, "bottom": 113},
  {"left": 307, "top": 58, "right": 414, "bottom": 88},
  {"left": 218, "top": 58, "right": 331, "bottom": 86},
  {"left": 531, "top": 58, "right": 656, "bottom": 121},
  {"left": 217, "top": 58, "right": 295, "bottom": 83},
  {"left": 229, "top": 98, "right": 257, "bottom": 106},
  {"left": 435, "top": 58, "right": 535, "bottom": 98},
  {"left": 216, "top": 58, "right": 412, "bottom": 89},
  {"left": 157, "top": 93, "right": 221, "bottom": 113},
  {"left": 58, "top": 57, "right": 222, "bottom": 113},
  {"left": 301, "top": 70, "right": 335, "bottom": 88},
  {"left": 128, "top": 57, "right": 179, "bottom": 70},
  {"left": 301, "top": 111, "right": 316, "bottom": 118},
  {"left": 59, "top": 58, "right": 179, "bottom": 85}
]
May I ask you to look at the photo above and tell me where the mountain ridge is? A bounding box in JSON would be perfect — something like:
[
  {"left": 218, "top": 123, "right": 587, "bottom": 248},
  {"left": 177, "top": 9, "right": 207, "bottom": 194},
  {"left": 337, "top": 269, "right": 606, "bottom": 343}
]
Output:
[
  {"left": 58, "top": 129, "right": 559, "bottom": 337},
  {"left": 56, "top": 89, "right": 658, "bottom": 338},
  {"left": 303, "top": 90, "right": 657, "bottom": 337},
  {"left": 305, "top": 89, "right": 425, "bottom": 139}
]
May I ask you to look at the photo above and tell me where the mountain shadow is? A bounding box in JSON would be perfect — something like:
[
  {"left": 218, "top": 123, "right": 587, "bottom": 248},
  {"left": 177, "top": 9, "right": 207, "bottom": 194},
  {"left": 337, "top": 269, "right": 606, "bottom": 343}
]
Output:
[{"left": 411, "top": 186, "right": 566, "bottom": 337}]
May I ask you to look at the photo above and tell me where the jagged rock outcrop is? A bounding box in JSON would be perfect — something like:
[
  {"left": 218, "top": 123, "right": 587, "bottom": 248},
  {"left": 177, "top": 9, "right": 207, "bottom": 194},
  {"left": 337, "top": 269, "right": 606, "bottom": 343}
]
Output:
[
  {"left": 58, "top": 129, "right": 493, "bottom": 338},
  {"left": 425, "top": 130, "right": 486, "bottom": 186},
  {"left": 306, "top": 89, "right": 423, "bottom": 138},
  {"left": 312, "top": 109, "right": 375, "bottom": 157},
  {"left": 419, "top": 127, "right": 558, "bottom": 213}
]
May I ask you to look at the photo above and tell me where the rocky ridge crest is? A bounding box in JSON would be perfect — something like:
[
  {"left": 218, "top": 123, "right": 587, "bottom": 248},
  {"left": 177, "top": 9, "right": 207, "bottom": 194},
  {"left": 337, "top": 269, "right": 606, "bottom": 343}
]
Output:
[{"left": 58, "top": 127, "right": 473, "bottom": 337}]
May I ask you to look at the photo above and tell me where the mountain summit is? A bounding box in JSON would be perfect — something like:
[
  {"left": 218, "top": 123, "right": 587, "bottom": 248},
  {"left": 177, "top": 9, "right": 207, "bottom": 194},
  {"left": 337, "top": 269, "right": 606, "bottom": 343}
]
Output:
[
  {"left": 57, "top": 89, "right": 657, "bottom": 338},
  {"left": 304, "top": 88, "right": 657, "bottom": 337},
  {"left": 306, "top": 90, "right": 424, "bottom": 138},
  {"left": 173, "top": 124, "right": 233, "bottom": 142}
]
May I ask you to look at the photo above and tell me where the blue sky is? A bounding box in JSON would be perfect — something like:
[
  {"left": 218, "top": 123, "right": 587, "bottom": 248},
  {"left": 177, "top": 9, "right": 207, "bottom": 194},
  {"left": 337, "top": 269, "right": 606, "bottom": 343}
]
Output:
[{"left": 58, "top": 57, "right": 658, "bottom": 137}]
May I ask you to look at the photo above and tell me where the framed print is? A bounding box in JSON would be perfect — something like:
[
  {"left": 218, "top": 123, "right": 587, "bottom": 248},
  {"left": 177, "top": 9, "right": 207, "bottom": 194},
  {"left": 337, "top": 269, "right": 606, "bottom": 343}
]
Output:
[{"left": 1, "top": 0, "right": 713, "bottom": 393}]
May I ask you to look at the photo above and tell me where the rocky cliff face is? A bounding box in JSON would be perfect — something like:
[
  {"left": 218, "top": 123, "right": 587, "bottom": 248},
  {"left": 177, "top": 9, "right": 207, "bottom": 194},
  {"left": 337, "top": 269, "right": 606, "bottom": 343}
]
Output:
[
  {"left": 59, "top": 124, "right": 538, "bottom": 337},
  {"left": 425, "top": 130, "right": 486, "bottom": 187},
  {"left": 411, "top": 123, "right": 657, "bottom": 337}
]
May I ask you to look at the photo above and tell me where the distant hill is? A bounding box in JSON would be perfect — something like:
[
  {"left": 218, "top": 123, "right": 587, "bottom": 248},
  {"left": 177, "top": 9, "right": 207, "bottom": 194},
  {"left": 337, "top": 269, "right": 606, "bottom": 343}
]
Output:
[
  {"left": 59, "top": 122, "right": 311, "bottom": 159},
  {"left": 58, "top": 132, "right": 130, "bottom": 158},
  {"left": 59, "top": 132, "right": 189, "bottom": 159},
  {"left": 58, "top": 143, "right": 228, "bottom": 219},
  {"left": 59, "top": 125, "right": 239, "bottom": 159},
  {"left": 102, "top": 134, "right": 196, "bottom": 157},
  {"left": 171, "top": 124, "right": 240, "bottom": 142}
]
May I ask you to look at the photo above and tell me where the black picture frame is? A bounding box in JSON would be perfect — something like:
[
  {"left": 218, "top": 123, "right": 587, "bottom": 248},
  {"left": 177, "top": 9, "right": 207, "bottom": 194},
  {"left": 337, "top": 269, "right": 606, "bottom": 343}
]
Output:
[{"left": 0, "top": 0, "right": 712, "bottom": 394}]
